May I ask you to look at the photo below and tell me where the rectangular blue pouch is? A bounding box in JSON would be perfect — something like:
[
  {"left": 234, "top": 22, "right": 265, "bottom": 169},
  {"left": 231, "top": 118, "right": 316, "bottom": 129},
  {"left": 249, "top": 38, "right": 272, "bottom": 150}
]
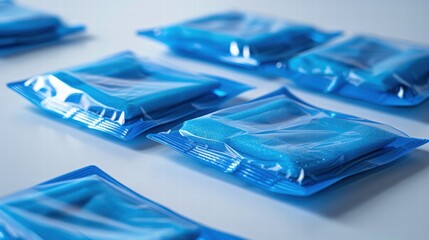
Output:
[
  {"left": 267, "top": 35, "right": 429, "bottom": 106},
  {"left": 138, "top": 11, "right": 340, "bottom": 69},
  {"left": 0, "top": 166, "right": 241, "bottom": 239},
  {"left": 0, "top": 0, "right": 85, "bottom": 56},
  {"left": 7, "top": 51, "right": 251, "bottom": 140},
  {"left": 148, "top": 88, "right": 428, "bottom": 196}
]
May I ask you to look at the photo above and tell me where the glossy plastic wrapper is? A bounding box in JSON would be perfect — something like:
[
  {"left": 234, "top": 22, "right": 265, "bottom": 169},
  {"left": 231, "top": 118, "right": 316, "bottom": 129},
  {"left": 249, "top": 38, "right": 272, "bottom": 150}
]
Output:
[
  {"left": 138, "top": 11, "right": 340, "bottom": 69},
  {"left": 0, "top": 0, "right": 85, "bottom": 56},
  {"left": 7, "top": 51, "right": 251, "bottom": 140},
  {"left": 149, "top": 88, "right": 428, "bottom": 196},
  {"left": 267, "top": 35, "right": 429, "bottom": 106},
  {"left": 0, "top": 166, "right": 241, "bottom": 239}
]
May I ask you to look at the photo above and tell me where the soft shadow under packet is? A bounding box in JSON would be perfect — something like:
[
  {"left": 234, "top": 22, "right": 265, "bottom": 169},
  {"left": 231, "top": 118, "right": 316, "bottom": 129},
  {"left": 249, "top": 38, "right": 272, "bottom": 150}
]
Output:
[
  {"left": 138, "top": 11, "right": 340, "bottom": 70},
  {"left": 7, "top": 51, "right": 251, "bottom": 140},
  {"left": 0, "top": 166, "right": 242, "bottom": 239},
  {"left": 149, "top": 87, "right": 428, "bottom": 196}
]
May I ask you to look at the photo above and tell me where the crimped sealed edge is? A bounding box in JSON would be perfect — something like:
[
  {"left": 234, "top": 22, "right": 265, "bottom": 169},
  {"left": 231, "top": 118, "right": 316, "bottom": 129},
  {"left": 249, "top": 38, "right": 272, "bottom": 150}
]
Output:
[
  {"left": 148, "top": 131, "right": 428, "bottom": 196},
  {"left": 7, "top": 81, "right": 158, "bottom": 140}
]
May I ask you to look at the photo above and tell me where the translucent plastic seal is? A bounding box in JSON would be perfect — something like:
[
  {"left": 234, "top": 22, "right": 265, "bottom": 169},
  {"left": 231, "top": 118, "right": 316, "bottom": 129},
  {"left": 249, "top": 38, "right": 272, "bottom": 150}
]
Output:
[
  {"left": 0, "top": 166, "right": 242, "bottom": 239},
  {"left": 7, "top": 51, "right": 251, "bottom": 140},
  {"left": 0, "top": 0, "right": 85, "bottom": 56},
  {"left": 138, "top": 11, "right": 340, "bottom": 69},
  {"left": 267, "top": 35, "right": 429, "bottom": 106},
  {"left": 149, "top": 88, "right": 428, "bottom": 196}
]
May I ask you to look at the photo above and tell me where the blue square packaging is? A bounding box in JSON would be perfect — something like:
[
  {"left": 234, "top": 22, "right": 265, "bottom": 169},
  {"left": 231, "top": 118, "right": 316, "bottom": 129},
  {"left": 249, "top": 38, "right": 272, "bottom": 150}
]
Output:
[
  {"left": 0, "top": 0, "right": 85, "bottom": 56},
  {"left": 268, "top": 35, "right": 429, "bottom": 106},
  {"left": 7, "top": 51, "right": 251, "bottom": 140},
  {"left": 138, "top": 11, "right": 340, "bottom": 69},
  {"left": 0, "top": 166, "right": 241, "bottom": 239},
  {"left": 148, "top": 88, "right": 428, "bottom": 196}
]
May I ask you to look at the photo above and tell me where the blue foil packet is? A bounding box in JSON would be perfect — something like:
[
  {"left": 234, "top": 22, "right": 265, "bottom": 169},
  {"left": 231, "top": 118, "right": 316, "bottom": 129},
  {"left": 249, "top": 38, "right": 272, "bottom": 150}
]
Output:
[
  {"left": 7, "top": 51, "right": 251, "bottom": 140},
  {"left": 138, "top": 11, "right": 340, "bottom": 69},
  {"left": 268, "top": 35, "right": 429, "bottom": 106},
  {"left": 0, "top": 0, "right": 85, "bottom": 56},
  {"left": 149, "top": 88, "right": 428, "bottom": 196},
  {"left": 0, "top": 166, "right": 241, "bottom": 239}
]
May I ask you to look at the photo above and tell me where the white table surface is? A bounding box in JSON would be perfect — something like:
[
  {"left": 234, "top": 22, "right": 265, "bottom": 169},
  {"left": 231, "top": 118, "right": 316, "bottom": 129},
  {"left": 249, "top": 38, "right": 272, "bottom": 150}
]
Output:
[{"left": 1, "top": 1, "right": 429, "bottom": 239}]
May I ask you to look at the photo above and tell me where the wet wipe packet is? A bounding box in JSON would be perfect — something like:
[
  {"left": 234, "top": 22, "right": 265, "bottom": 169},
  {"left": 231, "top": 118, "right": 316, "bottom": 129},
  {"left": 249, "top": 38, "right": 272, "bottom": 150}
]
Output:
[
  {"left": 149, "top": 87, "right": 428, "bottom": 196},
  {"left": 268, "top": 35, "right": 429, "bottom": 106},
  {"left": 0, "top": 166, "right": 242, "bottom": 239},
  {"left": 7, "top": 51, "right": 251, "bottom": 140},
  {"left": 0, "top": 0, "right": 85, "bottom": 56},
  {"left": 138, "top": 11, "right": 340, "bottom": 69}
]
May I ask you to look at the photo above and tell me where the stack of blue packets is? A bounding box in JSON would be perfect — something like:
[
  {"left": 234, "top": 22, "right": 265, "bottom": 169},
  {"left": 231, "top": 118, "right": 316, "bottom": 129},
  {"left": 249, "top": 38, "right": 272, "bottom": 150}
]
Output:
[
  {"left": 266, "top": 35, "right": 429, "bottom": 106},
  {"left": 0, "top": 166, "right": 241, "bottom": 239},
  {"left": 149, "top": 88, "right": 428, "bottom": 196},
  {"left": 7, "top": 51, "right": 251, "bottom": 140},
  {"left": 0, "top": 0, "right": 85, "bottom": 56},
  {"left": 138, "top": 11, "right": 340, "bottom": 69}
]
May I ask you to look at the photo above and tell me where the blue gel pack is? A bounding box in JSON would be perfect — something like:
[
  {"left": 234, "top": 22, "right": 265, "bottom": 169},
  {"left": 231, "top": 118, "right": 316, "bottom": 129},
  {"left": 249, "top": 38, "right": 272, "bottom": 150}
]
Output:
[
  {"left": 149, "top": 88, "right": 428, "bottom": 196},
  {"left": 7, "top": 51, "right": 251, "bottom": 140},
  {"left": 0, "top": 166, "right": 241, "bottom": 239},
  {"left": 138, "top": 11, "right": 340, "bottom": 69},
  {"left": 0, "top": 0, "right": 85, "bottom": 56},
  {"left": 268, "top": 35, "right": 429, "bottom": 106}
]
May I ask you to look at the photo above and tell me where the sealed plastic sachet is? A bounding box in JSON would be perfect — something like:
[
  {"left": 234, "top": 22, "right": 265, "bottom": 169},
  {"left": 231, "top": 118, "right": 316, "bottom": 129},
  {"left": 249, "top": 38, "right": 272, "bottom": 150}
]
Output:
[
  {"left": 0, "top": 166, "right": 241, "bottom": 239},
  {"left": 0, "top": 0, "right": 85, "bottom": 56},
  {"left": 149, "top": 88, "right": 428, "bottom": 196},
  {"left": 138, "top": 11, "right": 340, "bottom": 69},
  {"left": 7, "top": 51, "right": 251, "bottom": 140},
  {"left": 268, "top": 35, "right": 429, "bottom": 106}
]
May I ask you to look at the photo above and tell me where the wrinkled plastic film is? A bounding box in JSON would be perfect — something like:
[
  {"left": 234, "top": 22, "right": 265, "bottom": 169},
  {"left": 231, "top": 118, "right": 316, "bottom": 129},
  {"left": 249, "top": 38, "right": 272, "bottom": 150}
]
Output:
[
  {"left": 149, "top": 88, "right": 428, "bottom": 196},
  {"left": 7, "top": 51, "right": 252, "bottom": 140},
  {"left": 0, "top": 166, "right": 242, "bottom": 239},
  {"left": 138, "top": 11, "right": 340, "bottom": 69}
]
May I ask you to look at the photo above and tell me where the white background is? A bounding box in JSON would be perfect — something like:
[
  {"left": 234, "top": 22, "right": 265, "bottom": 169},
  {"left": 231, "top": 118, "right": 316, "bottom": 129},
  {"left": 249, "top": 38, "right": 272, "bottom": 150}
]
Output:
[{"left": 1, "top": 1, "right": 429, "bottom": 239}]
